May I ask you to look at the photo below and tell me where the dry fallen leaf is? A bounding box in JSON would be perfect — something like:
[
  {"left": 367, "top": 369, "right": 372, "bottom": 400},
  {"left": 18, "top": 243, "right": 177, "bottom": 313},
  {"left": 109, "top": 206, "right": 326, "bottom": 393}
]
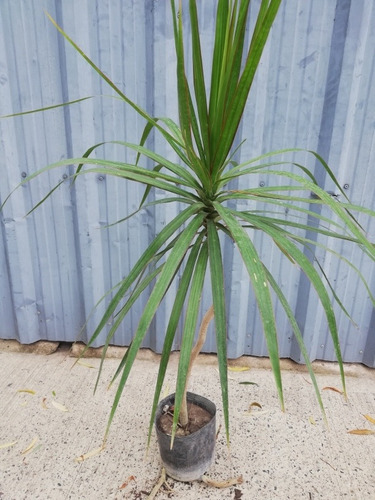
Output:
[
  {"left": 243, "top": 401, "right": 265, "bottom": 416},
  {"left": 322, "top": 386, "right": 344, "bottom": 395},
  {"left": 347, "top": 429, "right": 375, "bottom": 435},
  {"left": 17, "top": 389, "right": 36, "bottom": 395},
  {"left": 51, "top": 401, "right": 69, "bottom": 412},
  {"left": 77, "top": 360, "right": 96, "bottom": 369},
  {"left": 41, "top": 398, "right": 48, "bottom": 409},
  {"left": 119, "top": 475, "right": 136, "bottom": 490},
  {"left": 363, "top": 414, "right": 375, "bottom": 425},
  {"left": 75, "top": 444, "right": 105, "bottom": 462},
  {"left": 0, "top": 441, "right": 18, "bottom": 450},
  {"left": 21, "top": 437, "right": 38, "bottom": 455},
  {"left": 228, "top": 366, "right": 250, "bottom": 372}
]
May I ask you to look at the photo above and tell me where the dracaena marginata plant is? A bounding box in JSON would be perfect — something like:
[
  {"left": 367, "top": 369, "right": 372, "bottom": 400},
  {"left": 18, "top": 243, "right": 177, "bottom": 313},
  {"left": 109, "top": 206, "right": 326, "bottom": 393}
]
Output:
[{"left": 2, "top": 0, "right": 375, "bottom": 447}]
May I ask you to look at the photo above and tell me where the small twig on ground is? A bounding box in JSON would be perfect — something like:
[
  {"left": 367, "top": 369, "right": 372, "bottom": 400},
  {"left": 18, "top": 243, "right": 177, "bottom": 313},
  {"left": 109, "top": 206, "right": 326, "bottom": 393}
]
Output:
[
  {"left": 215, "top": 424, "right": 222, "bottom": 440},
  {"left": 201, "top": 474, "right": 243, "bottom": 488},
  {"left": 147, "top": 467, "right": 167, "bottom": 499},
  {"left": 148, "top": 467, "right": 242, "bottom": 496},
  {"left": 320, "top": 458, "right": 337, "bottom": 471}
]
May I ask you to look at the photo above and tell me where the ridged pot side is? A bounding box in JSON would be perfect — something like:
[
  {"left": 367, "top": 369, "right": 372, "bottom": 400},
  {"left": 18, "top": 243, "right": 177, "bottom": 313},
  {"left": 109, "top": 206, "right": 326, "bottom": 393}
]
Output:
[{"left": 155, "top": 392, "right": 216, "bottom": 482}]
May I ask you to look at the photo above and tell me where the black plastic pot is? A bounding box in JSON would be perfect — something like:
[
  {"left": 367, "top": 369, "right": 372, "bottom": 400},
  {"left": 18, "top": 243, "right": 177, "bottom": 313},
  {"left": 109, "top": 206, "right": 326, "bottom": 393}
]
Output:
[{"left": 155, "top": 392, "right": 216, "bottom": 482}]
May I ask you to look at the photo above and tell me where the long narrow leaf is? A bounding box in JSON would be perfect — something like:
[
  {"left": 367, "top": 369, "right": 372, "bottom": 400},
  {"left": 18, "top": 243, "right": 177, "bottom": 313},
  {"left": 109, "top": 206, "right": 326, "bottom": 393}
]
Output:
[
  {"left": 171, "top": 242, "right": 209, "bottom": 446},
  {"left": 85, "top": 204, "right": 203, "bottom": 351},
  {"left": 218, "top": 192, "right": 372, "bottom": 237},
  {"left": 189, "top": 0, "right": 210, "bottom": 163},
  {"left": 108, "top": 234, "right": 202, "bottom": 387},
  {"left": 95, "top": 264, "right": 164, "bottom": 393},
  {"left": 147, "top": 231, "right": 205, "bottom": 447},
  {"left": 45, "top": 12, "right": 181, "bottom": 153},
  {"left": 104, "top": 213, "right": 205, "bottom": 439},
  {"left": 207, "top": 219, "right": 230, "bottom": 443},
  {"left": 257, "top": 169, "right": 375, "bottom": 257},
  {"left": 214, "top": 203, "right": 284, "bottom": 410},
  {"left": 213, "top": 0, "right": 282, "bottom": 171},
  {"left": 74, "top": 140, "right": 197, "bottom": 190},
  {"left": 208, "top": 0, "right": 230, "bottom": 129},
  {"left": 237, "top": 211, "right": 346, "bottom": 396},
  {"left": 173, "top": 4, "right": 198, "bottom": 162},
  {"left": 263, "top": 266, "right": 327, "bottom": 422},
  {"left": 210, "top": 0, "right": 251, "bottom": 152},
  {"left": 0, "top": 96, "right": 93, "bottom": 119}
]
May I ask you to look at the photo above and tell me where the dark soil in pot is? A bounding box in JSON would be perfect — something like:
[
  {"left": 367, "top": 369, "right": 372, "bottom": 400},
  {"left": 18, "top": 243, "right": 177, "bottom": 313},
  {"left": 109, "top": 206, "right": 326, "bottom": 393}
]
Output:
[
  {"left": 158, "top": 400, "right": 212, "bottom": 436},
  {"left": 155, "top": 392, "right": 216, "bottom": 482}
]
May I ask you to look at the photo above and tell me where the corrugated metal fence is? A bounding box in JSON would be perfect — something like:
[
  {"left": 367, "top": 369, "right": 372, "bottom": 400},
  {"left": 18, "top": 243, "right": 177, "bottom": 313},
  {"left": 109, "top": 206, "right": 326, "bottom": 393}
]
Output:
[{"left": 0, "top": 0, "right": 374, "bottom": 366}]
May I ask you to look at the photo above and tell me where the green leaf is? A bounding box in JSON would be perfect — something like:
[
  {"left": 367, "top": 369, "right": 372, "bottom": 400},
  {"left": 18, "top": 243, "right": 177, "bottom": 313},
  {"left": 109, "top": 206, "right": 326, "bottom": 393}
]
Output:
[
  {"left": 117, "top": 141, "right": 199, "bottom": 187},
  {"left": 237, "top": 210, "right": 346, "bottom": 396},
  {"left": 259, "top": 169, "right": 374, "bottom": 258},
  {"left": 171, "top": 242, "right": 208, "bottom": 446},
  {"left": 208, "top": 0, "right": 229, "bottom": 123},
  {"left": 74, "top": 138, "right": 196, "bottom": 189},
  {"left": 0, "top": 96, "right": 94, "bottom": 119},
  {"left": 212, "top": 1, "right": 282, "bottom": 171},
  {"left": 104, "top": 213, "right": 205, "bottom": 439},
  {"left": 147, "top": 231, "right": 205, "bottom": 447},
  {"left": 207, "top": 219, "right": 230, "bottom": 443},
  {"left": 84, "top": 204, "right": 204, "bottom": 353},
  {"left": 45, "top": 12, "right": 181, "bottom": 153},
  {"left": 214, "top": 203, "right": 284, "bottom": 411},
  {"left": 210, "top": 0, "right": 251, "bottom": 166},
  {"left": 263, "top": 266, "right": 327, "bottom": 422},
  {"left": 173, "top": 4, "right": 197, "bottom": 160},
  {"left": 96, "top": 264, "right": 163, "bottom": 393},
  {"left": 189, "top": 0, "right": 210, "bottom": 163}
]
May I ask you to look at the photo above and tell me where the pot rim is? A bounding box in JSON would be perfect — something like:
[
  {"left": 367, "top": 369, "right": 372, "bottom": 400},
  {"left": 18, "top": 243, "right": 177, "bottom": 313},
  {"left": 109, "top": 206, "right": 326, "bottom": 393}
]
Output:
[{"left": 155, "top": 392, "right": 216, "bottom": 438}]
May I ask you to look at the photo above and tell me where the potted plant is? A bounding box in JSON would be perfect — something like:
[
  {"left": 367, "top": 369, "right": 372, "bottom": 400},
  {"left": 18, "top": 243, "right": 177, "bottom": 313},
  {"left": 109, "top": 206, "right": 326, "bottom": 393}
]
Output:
[{"left": 2, "top": 0, "right": 375, "bottom": 484}]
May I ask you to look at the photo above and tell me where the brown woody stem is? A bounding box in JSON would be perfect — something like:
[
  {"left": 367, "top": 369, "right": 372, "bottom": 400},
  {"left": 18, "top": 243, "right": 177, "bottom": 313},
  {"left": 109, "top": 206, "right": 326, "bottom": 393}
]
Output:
[{"left": 179, "top": 305, "right": 214, "bottom": 428}]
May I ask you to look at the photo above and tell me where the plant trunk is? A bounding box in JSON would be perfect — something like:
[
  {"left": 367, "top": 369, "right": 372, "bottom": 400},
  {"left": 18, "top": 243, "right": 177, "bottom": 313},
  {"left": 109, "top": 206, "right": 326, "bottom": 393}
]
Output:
[{"left": 179, "top": 305, "right": 214, "bottom": 428}]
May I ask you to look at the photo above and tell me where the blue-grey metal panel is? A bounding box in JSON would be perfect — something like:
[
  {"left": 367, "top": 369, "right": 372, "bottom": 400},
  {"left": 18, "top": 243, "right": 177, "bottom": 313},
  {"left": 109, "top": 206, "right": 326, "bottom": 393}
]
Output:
[{"left": 0, "top": 0, "right": 374, "bottom": 367}]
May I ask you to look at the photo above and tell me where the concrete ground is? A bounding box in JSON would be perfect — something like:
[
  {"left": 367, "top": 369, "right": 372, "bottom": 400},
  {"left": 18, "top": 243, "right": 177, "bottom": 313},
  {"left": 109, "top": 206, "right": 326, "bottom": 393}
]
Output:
[{"left": 0, "top": 342, "right": 374, "bottom": 500}]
